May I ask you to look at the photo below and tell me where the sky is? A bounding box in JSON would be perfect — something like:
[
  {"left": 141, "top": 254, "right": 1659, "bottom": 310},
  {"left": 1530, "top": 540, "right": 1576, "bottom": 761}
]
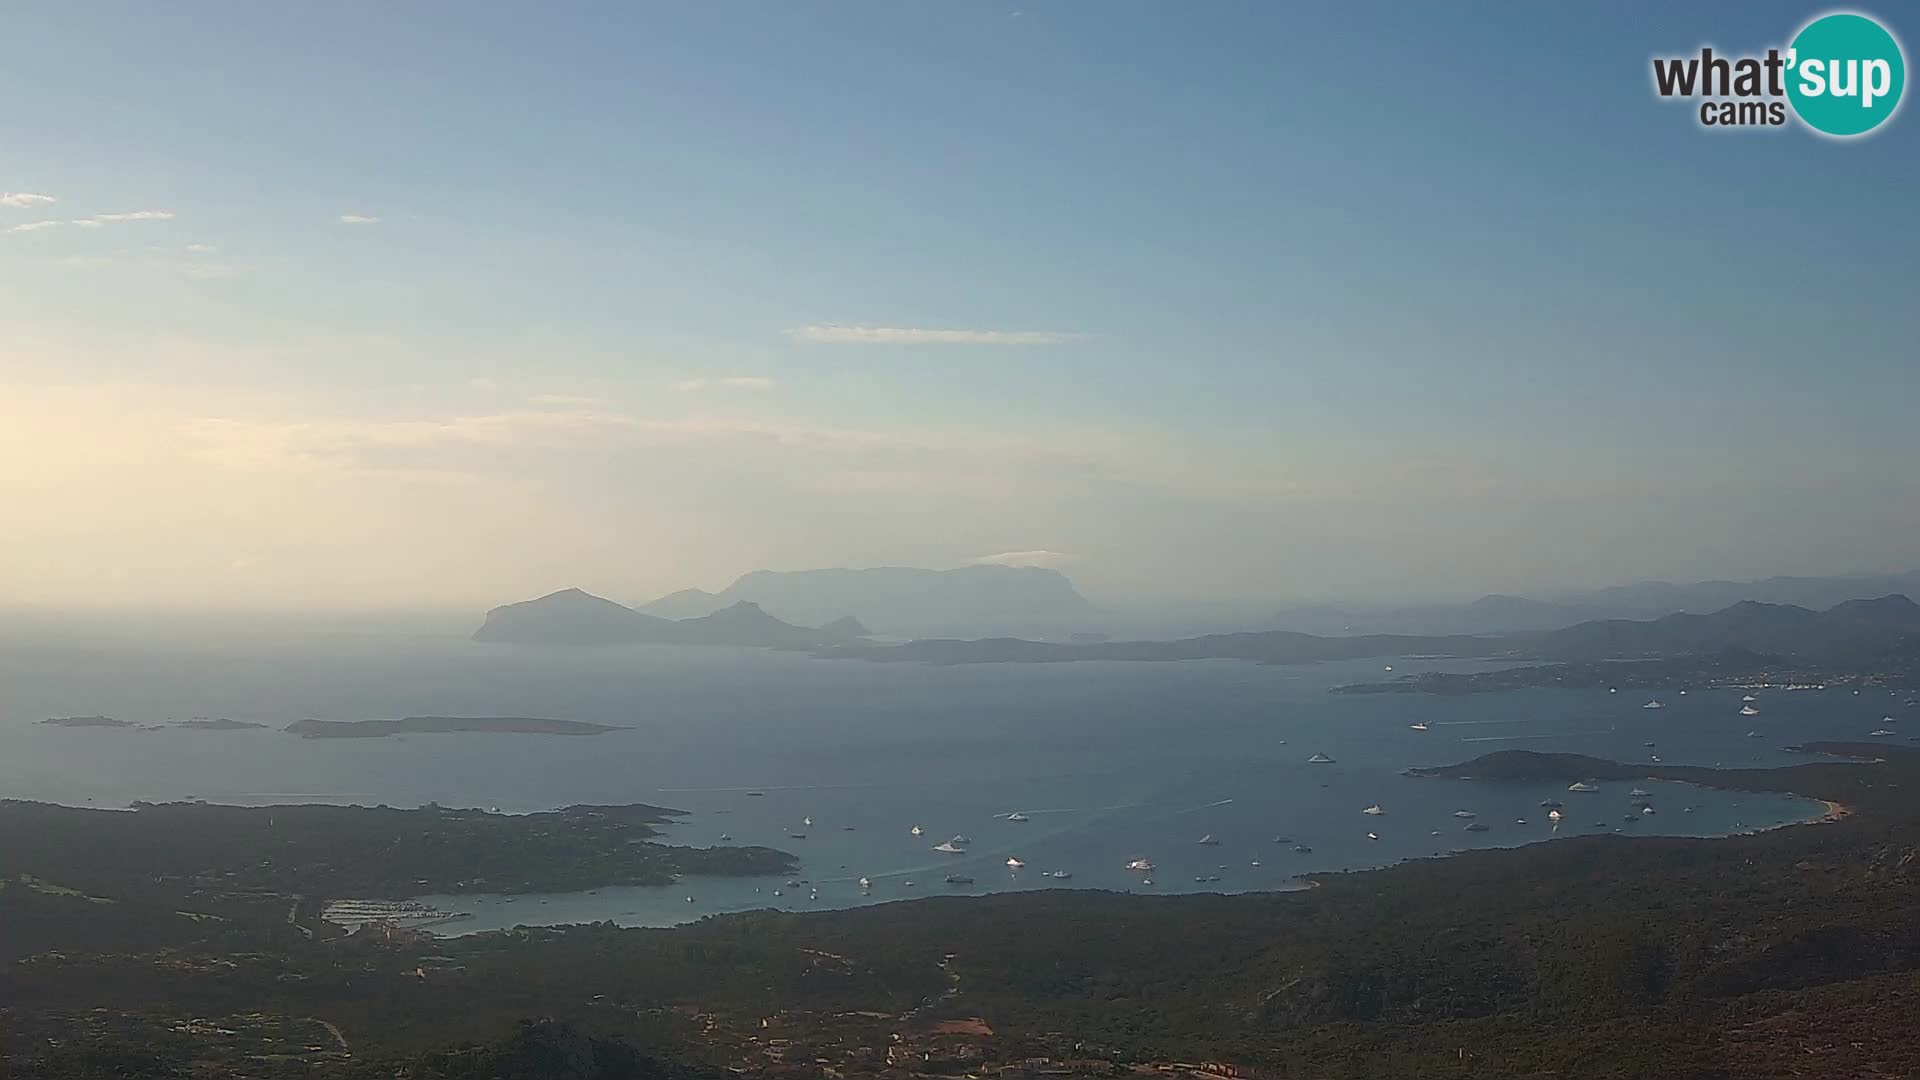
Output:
[{"left": 2, "top": 2, "right": 1916, "bottom": 613}]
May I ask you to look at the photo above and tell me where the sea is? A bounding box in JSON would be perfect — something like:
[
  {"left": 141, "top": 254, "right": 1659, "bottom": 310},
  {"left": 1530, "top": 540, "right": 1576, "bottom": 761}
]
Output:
[{"left": 1, "top": 628, "right": 1885, "bottom": 932}]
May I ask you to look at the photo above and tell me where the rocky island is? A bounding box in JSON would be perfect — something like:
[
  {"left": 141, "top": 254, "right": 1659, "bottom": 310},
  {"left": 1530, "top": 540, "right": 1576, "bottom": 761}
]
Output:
[
  {"left": 285, "top": 716, "right": 621, "bottom": 738},
  {"left": 39, "top": 715, "right": 133, "bottom": 728}
]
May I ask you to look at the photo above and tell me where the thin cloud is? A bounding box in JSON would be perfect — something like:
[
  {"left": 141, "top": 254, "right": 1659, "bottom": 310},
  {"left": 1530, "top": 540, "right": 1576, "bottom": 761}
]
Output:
[
  {"left": 90, "top": 210, "right": 174, "bottom": 224},
  {"left": 338, "top": 214, "right": 381, "bottom": 225},
  {"left": 0, "top": 192, "right": 56, "bottom": 209},
  {"left": 185, "top": 243, "right": 216, "bottom": 254},
  {"left": 7, "top": 210, "right": 174, "bottom": 234},
  {"left": 468, "top": 377, "right": 502, "bottom": 393},
  {"left": 672, "top": 375, "right": 777, "bottom": 392},
  {"left": 786, "top": 324, "right": 1082, "bottom": 346},
  {"left": 971, "top": 550, "right": 1074, "bottom": 569}
]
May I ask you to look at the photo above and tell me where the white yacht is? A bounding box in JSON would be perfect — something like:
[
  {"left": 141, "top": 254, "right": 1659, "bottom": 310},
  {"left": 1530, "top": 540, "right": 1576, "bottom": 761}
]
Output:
[
  {"left": 1568, "top": 781, "right": 1599, "bottom": 792},
  {"left": 910, "top": 824, "right": 923, "bottom": 836},
  {"left": 1005, "top": 812, "right": 1029, "bottom": 822},
  {"left": 1740, "top": 705, "right": 1760, "bottom": 716},
  {"left": 1363, "top": 805, "right": 1386, "bottom": 816},
  {"left": 1452, "top": 810, "right": 1476, "bottom": 818},
  {"left": 1006, "top": 857, "right": 1026, "bottom": 869},
  {"left": 1643, "top": 700, "right": 1664, "bottom": 710},
  {"left": 1366, "top": 831, "right": 1380, "bottom": 841},
  {"left": 932, "top": 841, "right": 965, "bottom": 853},
  {"left": 1409, "top": 722, "right": 1429, "bottom": 731},
  {"left": 1125, "top": 858, "right": 1155, "bottom": 872},
  {"left": 1307, "top": 752, "right": 1335, "bottom": 764},
  {"left": 1548, "top": 809, "right": 1563, "bottom": 822},
  {"left": 1742, "top": 694, "right": 1759, "bottom": 702},
  {"left": 858, "top": 877, "right": 872, "bottom": 889}
]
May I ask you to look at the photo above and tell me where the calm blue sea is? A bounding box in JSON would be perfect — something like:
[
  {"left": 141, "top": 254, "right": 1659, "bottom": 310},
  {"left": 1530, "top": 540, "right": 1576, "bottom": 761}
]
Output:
[{"left": 1, "top": 632, "right": 1886, "bottom": 930}]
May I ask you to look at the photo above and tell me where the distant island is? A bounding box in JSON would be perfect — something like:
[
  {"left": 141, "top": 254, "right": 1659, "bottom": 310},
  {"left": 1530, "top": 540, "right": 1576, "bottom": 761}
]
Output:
[
  {"left": 822, "top": 597, "right": 1920, "bottom": 695},
  {"left": 472, "top": 588, "right": 869, "bottom": 648},
  {"left": 174, "top": 718, "right": 269, "bottom": 731},
  {"left": 39, "top": 715, "right": 133, "bottom": 728},
  {"left": 639, "top": 563, "right": 1094, "bottom": 635},
  {"left": 285, "top": 716, "right": 621, "bottom": 739}
]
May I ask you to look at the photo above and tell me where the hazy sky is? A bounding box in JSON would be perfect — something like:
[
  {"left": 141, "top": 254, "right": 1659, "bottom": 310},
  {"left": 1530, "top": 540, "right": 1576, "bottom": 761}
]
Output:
[{"left": 3, "top": 2, "right": 1916, "bottom": 612}]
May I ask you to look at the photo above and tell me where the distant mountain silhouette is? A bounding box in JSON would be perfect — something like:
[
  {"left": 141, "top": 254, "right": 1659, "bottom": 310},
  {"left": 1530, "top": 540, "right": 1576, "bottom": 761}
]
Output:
[
  {"left": 474, "top": 588, "right": 675, "bottom": 645},
  {"left": 829, "top": 595, "right": 1920, "bottom": 666},
  {"left": 1533, "top": 594, "right": 1920, "bottom": 660},
  {"left": 637, "top": 565, "right": 1093, "bottom": 634},
  {"left": 1270, "top": 571, "right": 1920, "bottom": 636},
  {"left": 473, "top": 589, "right": 867, "bottom": 648}
]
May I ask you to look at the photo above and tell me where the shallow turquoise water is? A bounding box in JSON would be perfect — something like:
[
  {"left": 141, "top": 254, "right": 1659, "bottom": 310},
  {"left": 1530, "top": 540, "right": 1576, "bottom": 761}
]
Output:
[{"left": 0, "top": 634, "right": 1871, "bottom": 930}]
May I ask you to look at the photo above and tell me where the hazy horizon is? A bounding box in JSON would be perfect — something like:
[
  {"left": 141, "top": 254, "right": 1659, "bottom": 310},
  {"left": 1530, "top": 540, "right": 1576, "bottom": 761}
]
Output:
[{"left": 6, "top": 2, "right": 1916, "bottom": 613}]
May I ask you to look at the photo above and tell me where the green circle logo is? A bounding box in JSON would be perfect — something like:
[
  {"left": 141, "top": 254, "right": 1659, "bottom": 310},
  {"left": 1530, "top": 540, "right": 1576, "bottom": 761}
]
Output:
[{"left": 1786, "top": 12, "right": 1906, "bottom": 137}]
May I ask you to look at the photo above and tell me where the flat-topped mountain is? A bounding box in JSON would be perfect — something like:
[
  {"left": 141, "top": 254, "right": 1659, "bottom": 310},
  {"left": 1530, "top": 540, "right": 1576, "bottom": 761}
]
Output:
[
  {"left": 473, "top": 588, "right": 866, "bottom": 648},
  {"left": 639, "top": 565, "right": 1092, "bottom": 634}
]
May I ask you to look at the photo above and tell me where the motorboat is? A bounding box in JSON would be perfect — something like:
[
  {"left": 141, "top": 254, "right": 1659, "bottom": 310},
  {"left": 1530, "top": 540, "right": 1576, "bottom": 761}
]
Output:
[
  {"left": 1452, "top": 810, "right": 1476, "bottom": 818},
  {"left": 1568, "top": 781, "right": 1599, "bottom": 792},
  {"left": 1548, "top": 809, "right": 1563, "bottom": 821},
  {"left": 1539, "top": 799, "right": 1563, "bottom": 809},
  {"left": 950, "top": 835, "right": 972, "bottom": 845},
  {"left": 1006, "top": 812, "right": 1029, "bottom": 822},
  {"left": 802, "top": 816, "right": 813, "bottom": 827},
  {"left": 1409, "top": 722, "right": 1429, "bottom": 731},
  {"left": 944, "top": 875, "right": 975, "bottom": 885},
  {"left": 1629, "top": 789, "right": 1651, "bottom": 797},
  {"left": 1742, "top": 694, "right": 1758, "bottom": 702},
  {"left": 1463, "top": 822, "right": 1490, "bottom": 832},
  {"left": 1124, "top": 858, "right": 1154, "bottom": 872},
  {"left": 1363, "top": 805, "right": 1386, "bottom": 816},
  {"left": 932, "top": 841, "right": 965, "bottom": 853},
  {"left": 1740, "top": 705, "right": 1760, "bottom": 716},
  {"left": 1308, "top": 753, "right": 1335, "bottom": 764},
  {"left": 1366, "top": 832, "right": 1380, "bottom": 841},
  {"left": 1292, "top": 844, "right": 1313, "bottom": 853},
  {"left": 1047, "top": 870, "right": 1072, "bottom": 879},
  {"left": 910, "top": 825, "right": 923, "bottom": 836},
  {"left": 1007, "top": 857, "right": 1026, "bottom": 869},
  {"left": 1643, "top": 700, "right": 1665, "bottom": 709},
  {"left": 1197, "top": 834, "right": 1220, "bottom": 845},
  {"left": 858, "top": 877, "right": 872, "bottom": 889},
  {"left": 718, "top": 834, "right": 732, "bottom": 841}
]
